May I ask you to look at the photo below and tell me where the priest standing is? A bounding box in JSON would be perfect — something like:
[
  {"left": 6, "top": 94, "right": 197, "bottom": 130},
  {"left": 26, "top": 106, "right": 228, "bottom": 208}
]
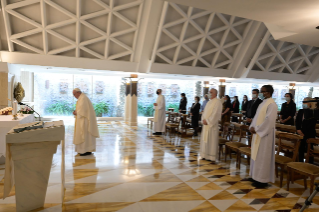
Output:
[
  {"left": 73, "top": 88, "right": 100, "bottom": 156},
  {"left": 199, "top": 88, "right": 222, "bottom": 161},
  {"left": 153, "top": 89, "right": 166, "bottom": 135},
  {"left": 249, "top": 85, "right": 277, "bottom": 188}
]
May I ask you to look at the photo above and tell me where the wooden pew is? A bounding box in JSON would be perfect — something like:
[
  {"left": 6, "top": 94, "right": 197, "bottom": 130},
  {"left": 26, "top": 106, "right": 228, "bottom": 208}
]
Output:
[{"left": 231, "top": 113, "right": 244, "bottom": 124}]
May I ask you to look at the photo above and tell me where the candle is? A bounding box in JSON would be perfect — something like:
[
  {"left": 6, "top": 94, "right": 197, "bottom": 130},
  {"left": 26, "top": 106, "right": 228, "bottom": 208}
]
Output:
[{"left": 13, "top": 100, "right": 17, "bottom": 115}]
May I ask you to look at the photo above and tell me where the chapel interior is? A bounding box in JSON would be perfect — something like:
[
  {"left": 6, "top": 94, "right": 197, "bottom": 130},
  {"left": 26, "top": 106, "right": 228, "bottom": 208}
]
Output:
[{"left": 1, "top": 0, "right": 319, "bottom": 211}]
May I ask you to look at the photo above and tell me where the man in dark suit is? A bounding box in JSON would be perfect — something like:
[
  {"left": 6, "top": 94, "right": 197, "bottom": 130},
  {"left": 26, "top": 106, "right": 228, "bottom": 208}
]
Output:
[{"left": 246, "top": 89, "right": 263, "bottom": 124}]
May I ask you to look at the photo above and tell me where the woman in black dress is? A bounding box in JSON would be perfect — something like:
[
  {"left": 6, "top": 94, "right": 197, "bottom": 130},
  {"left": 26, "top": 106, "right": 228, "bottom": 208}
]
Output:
[
  {"left": 280, "top": 93, "right": 296, "bottom": 126},
  {"left": 241, "top": 95, "right": 249, "bottom": 112},
  {"left": 296, "top": 97, "right": 317, "bottom": 163},
  {"left": 179, "top": 93, "right": 187, "bottom": 114},
  {"left": 221, "top": 95, "right": 232, "bottom": 129},
  {"left": 231, "top": 96, "right": 240, "bottom": 122},
  {"left": 190, "top": 96, "right": 201, "bottom": 136}
]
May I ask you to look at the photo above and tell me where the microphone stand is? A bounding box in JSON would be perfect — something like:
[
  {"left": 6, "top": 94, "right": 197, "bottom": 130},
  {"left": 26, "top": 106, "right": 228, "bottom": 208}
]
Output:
[
  {"left": 18, "top": 102, "right": 41, "bottom": 121},
  {"left": 299, "top": 183, "right": 319, "bottom": 212}
]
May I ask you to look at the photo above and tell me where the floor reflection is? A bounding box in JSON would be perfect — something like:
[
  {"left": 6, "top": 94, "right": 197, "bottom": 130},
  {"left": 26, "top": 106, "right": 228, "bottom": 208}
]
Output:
[{"left": 0, "top": 120, "right": 319, "bottom": 211}]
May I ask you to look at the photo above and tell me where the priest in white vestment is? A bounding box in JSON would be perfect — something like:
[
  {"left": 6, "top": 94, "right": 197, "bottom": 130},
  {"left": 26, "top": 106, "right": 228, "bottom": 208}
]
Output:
[
  {"left": 199, "top": 88, "right": 222, "bottom": 161},
  {"left": 249, "top": 85, "right": 277, "bottom": 188},
  {"left": 153, "top": 89, "right": 166, "bottom": 135},
  {"left": 73, "top": 88, "right": 100, "bottom": 156}
]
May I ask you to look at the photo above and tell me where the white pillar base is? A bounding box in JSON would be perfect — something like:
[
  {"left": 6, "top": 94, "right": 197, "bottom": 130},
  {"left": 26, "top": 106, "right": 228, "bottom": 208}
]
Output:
[{"left": 129, "top": 122, "right": 138, "bottom": 126}]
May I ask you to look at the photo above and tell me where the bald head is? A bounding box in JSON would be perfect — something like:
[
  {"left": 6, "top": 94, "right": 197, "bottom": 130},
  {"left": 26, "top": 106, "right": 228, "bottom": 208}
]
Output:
[
  {"left": 209, "top": 88, "right": 218, "bottom": 99},
  {"left": 73, "top": 88, "right": 82, "bottom": 99}
]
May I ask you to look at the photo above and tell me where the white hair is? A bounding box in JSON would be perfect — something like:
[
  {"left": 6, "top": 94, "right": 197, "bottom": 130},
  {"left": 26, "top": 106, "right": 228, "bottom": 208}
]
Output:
[
  {"left": 210, "top": 88, "right": 218, "bottom": 95},
  {"left": 73, "top": 88, "right": 82, "bottom": 93}
]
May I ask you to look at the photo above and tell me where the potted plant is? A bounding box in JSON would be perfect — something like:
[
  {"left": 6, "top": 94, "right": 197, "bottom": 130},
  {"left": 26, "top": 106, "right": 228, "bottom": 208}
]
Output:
[
  {"left": 45, "top": 101, "right": 74, "bottom": 116},
  {"left": 93, "top": 102, "right": 110, "bottom": 117}
]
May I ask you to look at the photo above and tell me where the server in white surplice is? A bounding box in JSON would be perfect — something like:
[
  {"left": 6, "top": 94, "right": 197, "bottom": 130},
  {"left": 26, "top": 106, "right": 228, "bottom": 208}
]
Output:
[
  {"left": 249, "top": 85, "right": 277, "bottom": 188},
  {"left": 153, "top": 89, "right": 166, "bottom": 135},
  {"left": 199, "top": 88, "right": 222, "bottom": 161}
]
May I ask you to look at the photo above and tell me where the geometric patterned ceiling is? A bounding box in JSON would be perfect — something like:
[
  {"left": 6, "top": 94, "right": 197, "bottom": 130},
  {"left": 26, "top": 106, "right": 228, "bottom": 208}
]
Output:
[
  {"left": 154, "top": 3, "right": 252, "bottom": 70},
  {"left": 1, "top": 0, "right": 319, "bottom": 82},
  {"left": 1, "top": 0, "right": 143, "bottom": 61},
  {"left": 251, "top": 34, "right": 319, "bottom": 75}
]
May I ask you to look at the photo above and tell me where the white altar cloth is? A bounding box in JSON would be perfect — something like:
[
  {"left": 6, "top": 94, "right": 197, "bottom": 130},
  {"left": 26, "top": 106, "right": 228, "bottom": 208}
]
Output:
[{"left": 0, "top": 115, "right": 35, "bottom": 162}]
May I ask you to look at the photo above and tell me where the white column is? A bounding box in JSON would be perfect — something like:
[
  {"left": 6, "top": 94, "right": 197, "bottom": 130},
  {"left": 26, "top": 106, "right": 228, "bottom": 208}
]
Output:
[
  {"left": 203, "top": 87, "right": 209, "bottom": 97},
  {"left": 124, "top": 82, "right": 131, "bottom": 122},
  {"left": 289, "top": 89, "right": 296, "bottom": 99},
  {"left": 219, "top": 85, "right": 226, "bottom": 99},
  {"left": 129, "top": 81, "right": 138, "bottom": 126}
]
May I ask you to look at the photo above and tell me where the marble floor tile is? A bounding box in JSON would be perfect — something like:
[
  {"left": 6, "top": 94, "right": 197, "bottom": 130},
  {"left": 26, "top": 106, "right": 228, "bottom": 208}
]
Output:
[
  {"left": 72, "top": 169, "right": 157, "bottom": 183},
  {"left": 68, "top": 182, "right": 181, "bottom": 203},
  {"left": 2, "top": 120, "right": 319, "bottom": 212},
  {"left": 137, "top": 201, "right": 205, "bottom": 212}
]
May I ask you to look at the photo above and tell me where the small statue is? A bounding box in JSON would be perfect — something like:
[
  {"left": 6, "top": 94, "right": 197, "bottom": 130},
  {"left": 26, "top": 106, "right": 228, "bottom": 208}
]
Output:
[{"left": 14, "top": 82, "right": 25, "bottom": 103}]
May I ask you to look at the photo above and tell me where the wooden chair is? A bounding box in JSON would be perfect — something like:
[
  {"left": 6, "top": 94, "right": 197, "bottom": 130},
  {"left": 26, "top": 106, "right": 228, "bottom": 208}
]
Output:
[
  {"left": 276, "top": 123, "right": 296, "bottom": 134},
  {"left": 147, "top": 117, "right": 154, "bottom": 129},
  {"left": 231, "top": 113, "right": 244, "bottom": 124},
  {"left": 275, "top": 129, "right": 299, "bottom": 159},
  {"left": 168, "top": 108, "right": 175, "bottom": 112},
  {"left": 237, "top": 126, "right": 252, "bottom": 169},
  {"left": 224, "top": 123, "right": 248, "bottom": 162},
  {"left": 165, "top": 113, "right": 180, "bottom": 134},
  {"left": 218, "top": 122, "right": 231, "bottom": 161},
  {"left": 287, "top": 138, "right": 319, "bottom": 194},
  {"left": 275, "top": 133, "right": 302, "bottom": 188},
  {"left": 179, "top": 114, "right": 193, "bottom": 137},
  {"left": 166, "top": 112, "right": 175, "bottom": 123}
]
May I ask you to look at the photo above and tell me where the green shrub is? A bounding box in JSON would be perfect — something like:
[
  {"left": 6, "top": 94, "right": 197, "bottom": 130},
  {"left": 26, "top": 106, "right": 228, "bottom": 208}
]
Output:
[
  {"left": 93, "top": 102, "right": 110, "bottom": 117},
  {"left": 46, "top": 101, "right": 74, "bottom": 115},
  {"left": 138, "top": 103, "right": 145, "bottom": 116},
  {"left": 138, "top": 103, "right": 154, "bottom": 117},
  {"left": 144, "top": 104, "right": 154, "bottom": 117}
]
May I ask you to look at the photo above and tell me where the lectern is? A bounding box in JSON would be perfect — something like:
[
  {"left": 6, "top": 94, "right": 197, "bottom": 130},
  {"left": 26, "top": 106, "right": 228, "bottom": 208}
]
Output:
[{"left": 3, "top": 121, "right": 65, "bottom": 212}]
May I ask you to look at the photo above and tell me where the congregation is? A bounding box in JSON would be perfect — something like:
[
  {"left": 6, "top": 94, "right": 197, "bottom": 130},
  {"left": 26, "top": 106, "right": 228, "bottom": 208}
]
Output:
[{"left": 146, "top": 85, "right": 319, "bottom": 191}]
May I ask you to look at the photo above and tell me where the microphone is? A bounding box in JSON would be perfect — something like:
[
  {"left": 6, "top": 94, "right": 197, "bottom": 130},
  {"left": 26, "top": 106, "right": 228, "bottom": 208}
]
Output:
[{"left": 18, "top": 102, "right": 41, "bottom": 121}]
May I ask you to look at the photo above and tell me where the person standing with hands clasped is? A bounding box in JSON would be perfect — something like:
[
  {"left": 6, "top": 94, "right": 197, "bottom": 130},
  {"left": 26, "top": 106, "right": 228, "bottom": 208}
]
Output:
[
  {"left": 241, "top": 95, "right": 249, "bottom": 114},
  {"left": 246, "top": 89, "right": 263, "bottom": 126},
  {"left": 296, "top": 97, "right": 317, "bottom": 163},
  {"left": 199, "top": 89, "right": 222, "bottom": 161},
  {"left": 221, "top": 95, "right": 231, "bottom": 129},
  {"left": 179, "top": 93, "right": 187, "bottom": 114},
  {"left": 280, "top": 93, "right": 296, "bottom": 126},
  {"left": 249, "top": 85, "right": 277, "bottom": 188},
  {"left": 153, "top": 89, "right": 166, "bottom": 136},
  {"left": 231, "top": 96, "right": 240, "bottom": 122},
  {"left": 190, "top": 96, "right": 201, "bottom": 136}
]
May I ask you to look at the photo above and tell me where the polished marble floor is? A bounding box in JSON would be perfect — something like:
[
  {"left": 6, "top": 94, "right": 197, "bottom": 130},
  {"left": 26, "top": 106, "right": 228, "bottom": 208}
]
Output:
[{"left": 1, "top": 120, "right": 319, "bottom": 212}]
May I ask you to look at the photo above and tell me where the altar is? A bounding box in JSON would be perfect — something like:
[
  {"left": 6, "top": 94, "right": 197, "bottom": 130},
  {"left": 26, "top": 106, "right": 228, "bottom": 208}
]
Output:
[{"left": 0, "top": 114, "right": 35, "bottom": 164}]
